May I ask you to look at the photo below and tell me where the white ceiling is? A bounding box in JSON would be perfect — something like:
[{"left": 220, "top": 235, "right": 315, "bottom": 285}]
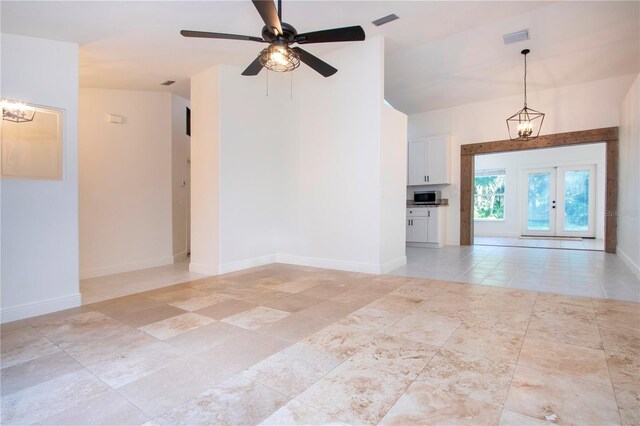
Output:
[{"left": 2, "top": 1, "right": 638, "bottom": 114}]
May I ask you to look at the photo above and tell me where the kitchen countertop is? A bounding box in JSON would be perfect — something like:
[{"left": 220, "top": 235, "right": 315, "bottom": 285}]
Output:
[{"left": 407, "top": 199, "right": 449, "bottom": 208}]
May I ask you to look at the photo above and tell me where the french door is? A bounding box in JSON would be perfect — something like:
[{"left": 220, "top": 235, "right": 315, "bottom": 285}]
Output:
[{"left": 522, "top": 165, "right": 596, "bottom": 237}]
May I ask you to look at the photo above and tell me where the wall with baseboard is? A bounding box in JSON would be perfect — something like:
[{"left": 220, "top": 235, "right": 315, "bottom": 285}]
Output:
[
  {"left": 1, "top": 34, "right": 81, "bottom": 322},
  {"left": 78, "top": 88, "right": 174, "bottom": 279},
  {"left": 617, "top": 74, "right": 640, "bottom": 278},
  {"left": 408, "top": 73, "right": 638, "bottom": 245}
]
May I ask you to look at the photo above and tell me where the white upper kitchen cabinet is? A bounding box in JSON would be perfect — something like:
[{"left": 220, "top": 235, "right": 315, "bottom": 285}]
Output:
[{"left": 407, "top": 135, "right": 451, "bottom": 185}]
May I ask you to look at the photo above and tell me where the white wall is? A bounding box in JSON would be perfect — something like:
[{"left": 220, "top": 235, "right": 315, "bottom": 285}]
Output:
[
  {"left": 79, "top": 89, "right": 173, "bottom": 278},
  {"left": 408, "top": 74, "right": 638, "bottom": 245},
  {"left": 190, "top": 37, "right": 406, "bottom": 275},
  {"left": 1, "top": 34, "right": 80, "bottom": 322},
  {"left": 617, "top": 74, "right": 640, "bottom": 277},
  {"left": 381, "top": 105, "right": 408, "bottom": 269},
  {"left": 189, "top": 67, "right": 221, "bottom": 275},
  {"left": 474, "top": 144, "right": 606, "bottom": 239},
  {"left": 281, "top": 37, "right": 390, "bottom": 272},
  {"left": 171, "top": 94, "right": 190, "bottom": 260}
]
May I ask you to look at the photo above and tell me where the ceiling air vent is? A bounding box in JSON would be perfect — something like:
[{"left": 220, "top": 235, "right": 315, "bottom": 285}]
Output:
[
  {"left": 161, "top": 80, "right": 176, "bottom": 86},
  {"left": 503, "top": 29, "right": 529, "bottom": 45},
  {"left": 372, "top": 14, "right": 399, "bottom": 27}
]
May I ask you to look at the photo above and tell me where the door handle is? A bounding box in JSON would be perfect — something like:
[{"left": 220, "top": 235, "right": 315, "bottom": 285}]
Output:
[
  {"left": 424, "top": 176, "right": 426, "bottom": 182},
  {"left": 428, "top": 210, "right": 430, "bottom": 217},
  {"left": 427, "top": 175, "right": 430, "bottom": 182}
]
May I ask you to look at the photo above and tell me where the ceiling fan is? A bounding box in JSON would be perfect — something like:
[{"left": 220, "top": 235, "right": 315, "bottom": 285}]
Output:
[{"left": 180, "top": 0, "right": 365, "bottom": 77}]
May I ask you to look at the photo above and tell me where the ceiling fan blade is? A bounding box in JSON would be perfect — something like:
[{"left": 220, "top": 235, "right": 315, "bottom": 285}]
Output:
[
  {"left": 252, "top": 0, "right": 283, "bottom": 36},
  {"left": 295, "top": 26, "right": 365, "bottom": 44},
  {"left": 241, "top": 56, "right": 264, "bottom": 76},
  {"left": 292, "top": 47, "right": 337, "bottom": 77},
  {"left": 180, "top": 30, "right": 265, "bottom": 43}
]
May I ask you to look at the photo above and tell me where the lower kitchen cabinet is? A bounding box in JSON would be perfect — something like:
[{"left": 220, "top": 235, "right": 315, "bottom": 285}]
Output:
[{"left": 406, "top": 207, "right": 445, "bottom": 248}]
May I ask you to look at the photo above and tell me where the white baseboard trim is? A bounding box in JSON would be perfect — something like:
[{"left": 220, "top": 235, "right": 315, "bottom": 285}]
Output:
[
  {"left": 189, "top": 262, "right": 218, "bottom": 275},
  {"left": 617, "top": 248, "right": 640, "bottom": 280},
  {"left": 379, "top": 256, "right": 407, "bottom": 274},
  {"left": 218, "top": 254, "right": 277, "bottom": 275},
  {"left": 275, "top": 253, "right": 387, "bottom": 275},
  {"left": 173, "top": 250, "right": 189, "bottom": 263},
  {"left": 1, "top": 293, "right": 81, "bottom": 323},
  {"left": 80, "top": 256, "right": 175, "bottom": 279}
]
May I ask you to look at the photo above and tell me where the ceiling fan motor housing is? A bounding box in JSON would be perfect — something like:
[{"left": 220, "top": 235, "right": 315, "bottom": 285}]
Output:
[{"left": 262, "top": 22, "right": 298, "bottom": 43}]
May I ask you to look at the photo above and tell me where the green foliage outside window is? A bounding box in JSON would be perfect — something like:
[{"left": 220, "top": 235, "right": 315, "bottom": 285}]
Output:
[{"left": 474, "top": 173, "right": 505, "bottom": 220}]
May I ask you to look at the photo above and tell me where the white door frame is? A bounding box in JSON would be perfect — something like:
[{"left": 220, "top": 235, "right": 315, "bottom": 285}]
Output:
[
  {"left": 521, "top": 167, "right": 557, "bottom": 236},
  {"left": 556, "top": 165, "right": 596, "bottom": 238}
]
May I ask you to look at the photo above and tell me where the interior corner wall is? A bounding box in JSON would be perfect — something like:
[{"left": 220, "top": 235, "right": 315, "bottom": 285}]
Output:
[
  {"left": 281, "top": 37, "right": 388, "bottom": 272},
  {"left": 171, "top": 94, "right": 191, "bottom": 260},
  {"left": 78, "top": 89, "right": 173, "bottom": 279},
  {"left": 1, "top": 34, "right": 80, "bottom": 322},
  {"left": 381, "top": 104, "right": 408, "bottom": 271},
  {"left": 217, "top": 66, "right": 294, "bottom": 273},
  {"left": 189, "top": 67, "right": 221, "bottom": 275},
  {"left": 617, "top": 74, "right": 640, "bottom": 277},
  {"left": 408, "top": 73, "right": 638, "bottom": 245}
]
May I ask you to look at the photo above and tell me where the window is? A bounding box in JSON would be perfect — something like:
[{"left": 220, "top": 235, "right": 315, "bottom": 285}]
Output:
[{"left": 474, "top": 169, "right": 505, "bottom": 220}]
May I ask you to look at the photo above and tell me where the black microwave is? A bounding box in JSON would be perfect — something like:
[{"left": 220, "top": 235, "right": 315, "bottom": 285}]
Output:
[{"left": 414, "top": 190, "right": 441, "bottom": 205}]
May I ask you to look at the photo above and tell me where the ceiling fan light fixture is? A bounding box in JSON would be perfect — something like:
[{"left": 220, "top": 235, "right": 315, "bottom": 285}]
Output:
[
  {"left": 506, "top": 49, "right": 545, "bottom": 141},
  {"left": 259, "top": 42, "right": 300, "bottom": 72}
]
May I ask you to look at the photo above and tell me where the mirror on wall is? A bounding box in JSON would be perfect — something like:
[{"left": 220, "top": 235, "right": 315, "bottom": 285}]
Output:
[{"left": 1, "top": 100, "right": 63, "bottom": 180}]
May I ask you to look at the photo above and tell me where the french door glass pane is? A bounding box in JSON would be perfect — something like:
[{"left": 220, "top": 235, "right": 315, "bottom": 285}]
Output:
[
  {"left": 527, "top": 172, "right": 551, "bottom": 230},
  {"left": 564, "top": 170, "right": 590, "bottom": 231}
]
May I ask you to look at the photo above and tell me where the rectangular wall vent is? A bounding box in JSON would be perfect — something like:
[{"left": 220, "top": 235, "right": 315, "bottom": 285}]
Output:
[
  {"left": 503, "top": 29, "right": 529, "bottom": 44},
  {"left": 161, "top": 80, "right": 176, "bottom": 86},
  {"left": 372, "top": 14, "right": 399, "bottom": 27}
]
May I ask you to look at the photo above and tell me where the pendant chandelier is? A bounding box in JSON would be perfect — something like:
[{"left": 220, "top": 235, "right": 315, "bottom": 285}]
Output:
[{"left": 506, "top": 49, "right": 544, "bottom": 141}]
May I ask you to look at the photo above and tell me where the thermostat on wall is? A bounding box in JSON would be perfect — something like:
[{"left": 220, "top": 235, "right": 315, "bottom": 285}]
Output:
[{"left": 106, "top": 114, "right": 124, "bottom": 124}]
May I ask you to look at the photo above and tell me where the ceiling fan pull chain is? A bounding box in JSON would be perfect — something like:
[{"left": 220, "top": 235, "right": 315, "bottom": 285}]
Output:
[
  {"left": 290, "top": 71, "right": 293, "bottom": 100},
  {"left": 266, "top": 69, "right": 269, "bottom": 97}
]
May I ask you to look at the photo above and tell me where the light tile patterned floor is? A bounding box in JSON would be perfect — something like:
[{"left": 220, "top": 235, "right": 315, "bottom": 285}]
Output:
[
  {"left": 1, "top": 264, "right": 639, "bottom": 425},
  {"left": 391, "top": 246, "right": 640, "bottom": 302},
  {"left": 475, "top": 236, "right": 605, "bottom": 251}
]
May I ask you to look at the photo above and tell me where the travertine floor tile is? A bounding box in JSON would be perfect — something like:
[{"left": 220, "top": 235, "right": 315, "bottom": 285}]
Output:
[
  {"left": 443, "top": 325, "right": 524, "bottom": 363},
  {"left": 257, "top": 311, "right": 335, "bottom": 342},
  {"left": 505, "top": 365, "right": 621, "bottom": 425},
  {"left": 297, "top": 362, "right": 411, "bottom": 424},
  {"left": 0, "top": 327, "right": 61, "bottom": 369},
  {"left": 393, "top": 310, "right": 461, "bottom": 346},
  {"left": 518, "top": 336, "right": 610, "bottom": 384},
  {"left": 527, "top": 313, "right": 603, "bottom": 349},
  {"left": 259, "top": 399, "right": 347, "bottom": 426},
  {"left": 154, "top": 374, "right": 289, "bottom": 426},
  {"left": 335, "top": 306, "right": 406, "bottom": 332},
  {"left": 615, "top": 386, "right": 640, "bottom": 426},
  {"left": 167, "top": 293, "right": 232, "bottom": 311},
  {"left": 164, "top": 321, "right": 247, "bottom": 354},
  {"left": 221, "top": 306, "right": 291, "bottom": 330},
  {"left": 366, "top": 294, "right": 423, "bottom": 314},
  {"left": 111, "top": 305, "right": 187, "bottom": 328},
  {"left": 498, "top": 409, "right": 549, "bottom": 426},
  {"left": 194, "top": 299, "right": 257, "bottom": 320},
  {"left": 418, "top": 349, "right": 515, "bottom": 406},
  {"left": 33, "top": 390, "right": 148, "bottom": 426},
  {"left": 138, "top": 312, "right": 214, "bottom": 340},
  {"left": 346, "top": 335, "right": 438, "bottom": 379},
  {"left": 301, "top": 322, "right": 379, "bottom": 359},
  {"left": 379, "top": 382, "right": 502, "bottom": 425},
  {"left": 1, "top": 369, "right": 111, "bottom": 425},
  {"left": 0, "top": 351, "right": 83, "bottom": 396},
  {"left": 261, "top": 293, "right": 324, "bottom": 313},
  {"left": 243, "top": 342, "right": 342, "bottom": 397},
  {"left": 117, "top": 358, "right": 235, "bottom": 418},
  {"left": 34, "top": 311, "right": 131, "bottom": 349}
]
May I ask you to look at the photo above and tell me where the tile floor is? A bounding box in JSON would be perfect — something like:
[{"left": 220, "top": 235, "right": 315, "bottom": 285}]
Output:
[
  {"left": 475, "top": 236, "right": 605, "bottom": 251},
  {"left": 2, "top": 263, "right": 639, "bottom": 425},
  {"left": 390, "top": 246, "right": 640, "bottom": 302},
  {"left": 81, "top": 259, "right": 207, "bottom": 304}
]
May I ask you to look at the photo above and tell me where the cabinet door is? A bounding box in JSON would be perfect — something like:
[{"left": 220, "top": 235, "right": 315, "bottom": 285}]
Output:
[
  {"left": 409, "top": 217, "right": 428, "bottom": 242},
  {"left": 426, "top": 136, "right": 449, "bottom": 184},
  {"left": 408, "top": 139, "right": 427, "bottom": 185},
  {"left": 426, "top": 209, "right": 439, "bottom": 243}
]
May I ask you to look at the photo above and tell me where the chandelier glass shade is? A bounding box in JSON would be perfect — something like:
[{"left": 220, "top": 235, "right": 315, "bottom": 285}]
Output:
[
  {"left": 506, "top": 49, "right": 544, "bottom": 141},
  {"left": 259, "top": 42, "right": 300, "bottom": 73},
  {"left": 2, "top": 100, "right": 36, "bottom": 123}
]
